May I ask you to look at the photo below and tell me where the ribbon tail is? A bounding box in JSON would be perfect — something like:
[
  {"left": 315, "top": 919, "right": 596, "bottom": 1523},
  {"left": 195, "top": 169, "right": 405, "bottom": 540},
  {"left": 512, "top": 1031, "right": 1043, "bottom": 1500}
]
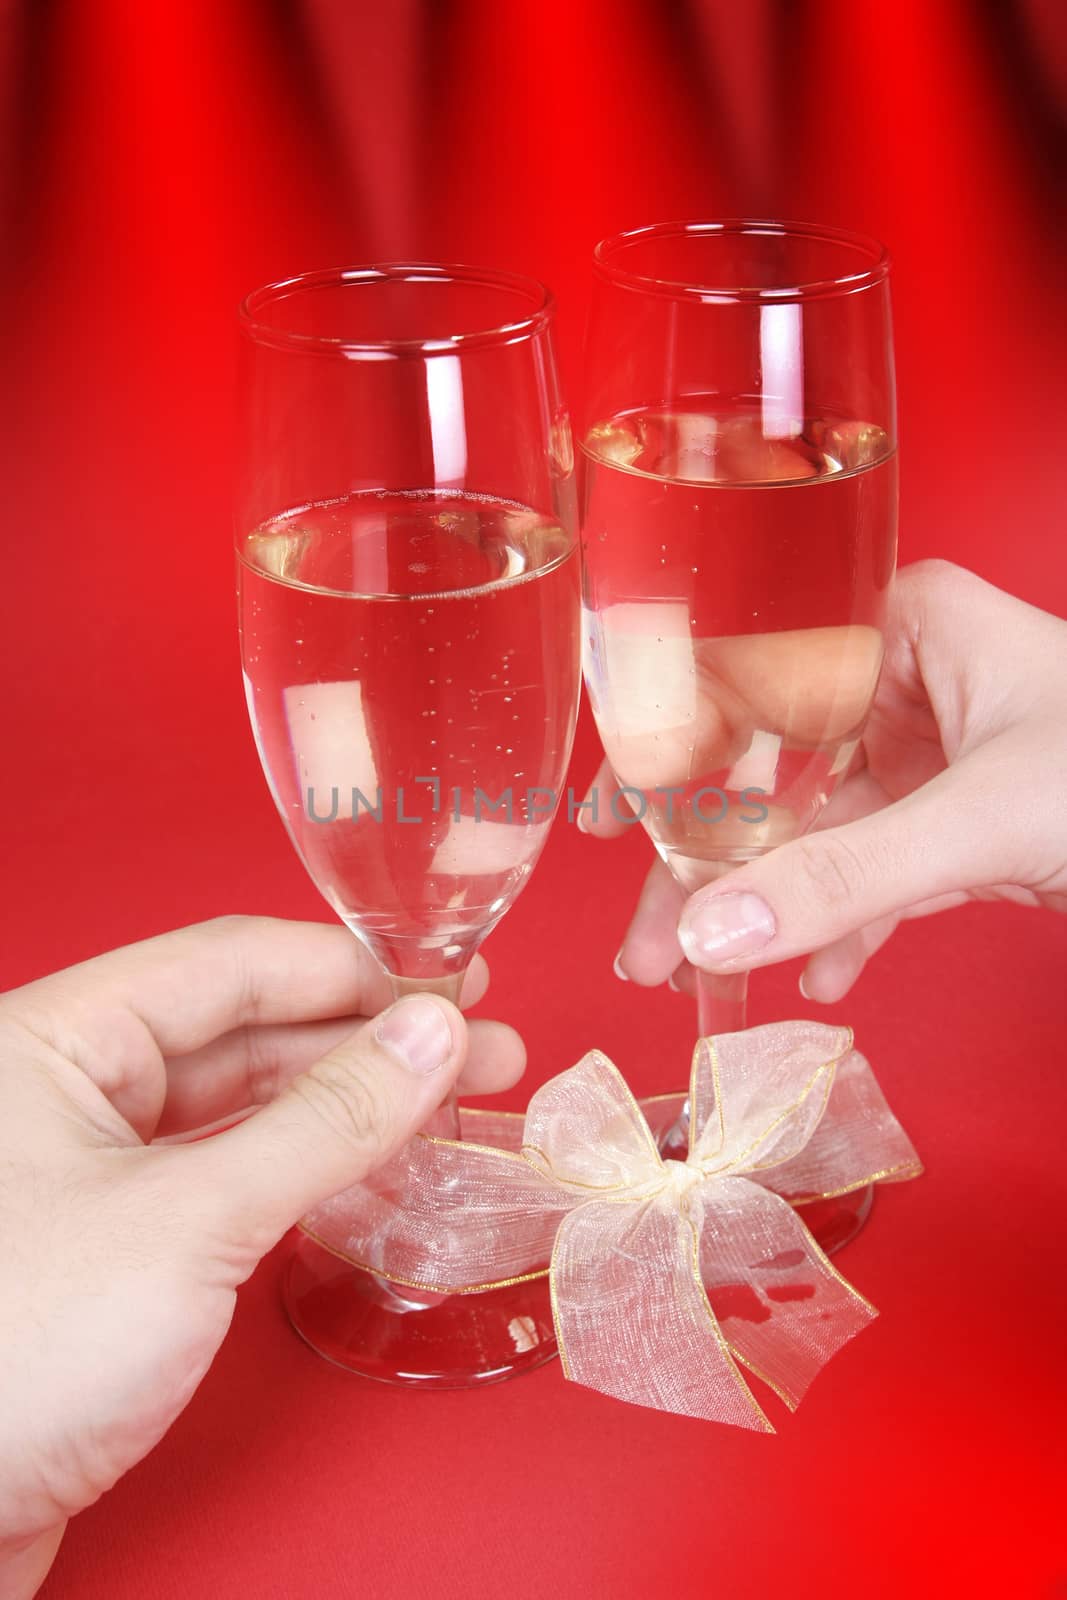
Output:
[
  {"left": 456, "top": 1106, "right": 526, "bottom": 1151},
  {"left": 303, "top": 1135, "right": 570, "bottom": 1292},
  {"left": 550, "top": 1197, "right": 774, "bottom": 1430},
  {"left": 696, "top": 1177, "right": 877, "bottom": 1409}
]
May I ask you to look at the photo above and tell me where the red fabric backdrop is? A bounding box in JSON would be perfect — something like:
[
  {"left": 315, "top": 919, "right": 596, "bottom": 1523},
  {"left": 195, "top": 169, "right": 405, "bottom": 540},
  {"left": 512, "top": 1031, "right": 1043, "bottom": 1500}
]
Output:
[{"left": 1, "top": 2, "right": 1065, "bottom": 1595}]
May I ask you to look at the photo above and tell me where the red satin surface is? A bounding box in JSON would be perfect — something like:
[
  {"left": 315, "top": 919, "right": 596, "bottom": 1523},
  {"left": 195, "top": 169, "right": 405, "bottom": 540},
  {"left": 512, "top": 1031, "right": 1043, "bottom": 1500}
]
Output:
[{"left": 2, "top": 3, "right": 1064, "bottom": 1594}]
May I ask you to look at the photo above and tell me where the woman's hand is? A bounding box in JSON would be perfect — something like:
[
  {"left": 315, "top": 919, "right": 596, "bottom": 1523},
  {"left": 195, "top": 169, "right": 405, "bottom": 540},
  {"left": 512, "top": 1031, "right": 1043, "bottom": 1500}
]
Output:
[
  {"left": 0, "top": 916, "right": 524, "bottom": 1595},
  {"left": 583, "top": 560, "right": 1067, "bottom": 1000}
]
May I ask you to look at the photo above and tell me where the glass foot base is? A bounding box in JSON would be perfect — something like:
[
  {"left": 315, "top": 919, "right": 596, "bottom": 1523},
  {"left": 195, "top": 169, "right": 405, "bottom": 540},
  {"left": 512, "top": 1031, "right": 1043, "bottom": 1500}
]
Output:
[
  {"left": 792, "top": 1183, "right": 874, "bottom": 1255},
  {"left": 283, "top": 1232, "right": 558, "bottom": 1388}
]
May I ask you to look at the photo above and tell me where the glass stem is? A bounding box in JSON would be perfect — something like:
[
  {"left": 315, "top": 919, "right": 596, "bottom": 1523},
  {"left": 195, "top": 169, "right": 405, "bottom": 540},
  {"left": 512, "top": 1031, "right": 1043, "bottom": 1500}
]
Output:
[
  {"left": 387, "top": 970, "right": 466, "bottom": 1139},
  {"left": 681, "top": 859, "right": 751, "bottom": 1039},
  {"left": 658, "top": 966, "right": 750, "bottom": 1160},
  {"left": 695, "top": 968, "right": 749, "bottom": 1038}
]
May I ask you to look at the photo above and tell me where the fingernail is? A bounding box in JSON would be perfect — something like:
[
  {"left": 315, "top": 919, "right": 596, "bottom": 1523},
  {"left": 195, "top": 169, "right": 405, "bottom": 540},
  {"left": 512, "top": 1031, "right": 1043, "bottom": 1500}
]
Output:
[
  {"left": 613, "top": 949, "right": 630, "bottom": 982},
  {"left": 667, "top": 971, "right": 681, "bottom": 994},
  {"left": 376, "top": 996, "right": 453, "bottom": 1075},
  {"left": 798, "top": 970, "right": 814, "bottom": 1001},
  {"left": 575, "top": 807, "right": 590, "bottom": 834},
  {"left": 678, "top": 892, "right": 777, "bottom": 967}
]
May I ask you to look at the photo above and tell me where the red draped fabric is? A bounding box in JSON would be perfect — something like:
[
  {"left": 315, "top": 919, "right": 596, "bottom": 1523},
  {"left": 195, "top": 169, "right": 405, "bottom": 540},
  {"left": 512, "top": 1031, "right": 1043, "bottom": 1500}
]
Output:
[{"left": 1, "top": 4, "right": 1064, "bottom": 1595}]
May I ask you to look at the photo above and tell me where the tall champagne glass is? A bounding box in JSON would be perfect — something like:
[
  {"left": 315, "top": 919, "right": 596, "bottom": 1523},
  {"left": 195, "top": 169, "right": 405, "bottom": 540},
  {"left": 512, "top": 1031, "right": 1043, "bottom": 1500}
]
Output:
[
  {"left": 579, "top": 222, "right": 897, "bottom": 1246},
  {"left": 236, "top": 266, "right": 580, "bottom": 1384}
]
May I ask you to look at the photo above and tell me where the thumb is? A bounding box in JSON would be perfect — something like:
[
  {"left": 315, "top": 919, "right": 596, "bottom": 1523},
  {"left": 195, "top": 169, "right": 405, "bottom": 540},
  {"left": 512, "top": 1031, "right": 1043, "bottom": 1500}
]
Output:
[
  {"left": 183, "top": 993, "right": 465, "bottom": 1251},
  {"left": 677, "top": 755, "right": 1005, "bottom": 975}
]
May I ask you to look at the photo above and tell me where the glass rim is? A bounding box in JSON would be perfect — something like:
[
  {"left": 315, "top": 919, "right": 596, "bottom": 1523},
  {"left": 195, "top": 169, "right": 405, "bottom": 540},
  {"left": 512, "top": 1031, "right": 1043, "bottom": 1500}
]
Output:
[
  {"left": 592, "top": 219, "right": 891, "bottom": 303},
  {"left": 239, "top": 264, "right": 556, "bottom": 358}
]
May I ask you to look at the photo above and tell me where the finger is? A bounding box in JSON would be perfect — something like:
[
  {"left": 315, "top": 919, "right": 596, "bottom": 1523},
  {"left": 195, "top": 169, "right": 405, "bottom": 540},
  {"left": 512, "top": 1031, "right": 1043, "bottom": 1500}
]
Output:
[
  {"left": 799, "top": 914, "right": 900, "bottom": 1004},
  {"left": 158, "top": 1012, "right": 525, "bottom": 1138},
  {"left": 458, "top": 1018, "right": 526, "bottom": 1096},
  {"left": 812, "top": 767, "right": 890, "bottom": 832},
  {"left": 667, "top": 962, "right": 696, "bottom": 997},
  {"left": 676, "top": 746, "right": 1018, "bottom": 975},
  {"left": 793, "top": 886, "right": 977, "bottom": 1006},
  {"left": 2, "top": 916, "right": 494, "bottom": 1138},
  {"left": 4, "top": 917, "right": 396, "bottom": 1063},
  {"left": 456, "top": 954, "right": 492, "bottom": 1009},
  {"left": 615, "top": 857, "right": 688, "bottom": 985},
  {"left": 176, "top": 993, "right": 468, "bottom": 1251},
  {"left": 898, "top": 889, "right": 973, "bottom": 918},
  {"left": 575, "top": 756, "right": 638, "bottom": 839}
]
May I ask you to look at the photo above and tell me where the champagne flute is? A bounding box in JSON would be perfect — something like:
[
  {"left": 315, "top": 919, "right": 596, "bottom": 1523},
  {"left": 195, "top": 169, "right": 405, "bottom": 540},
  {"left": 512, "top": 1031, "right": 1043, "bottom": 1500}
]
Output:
[
  {"left": 579, "top": 222, "right": 897, "bottom": 1249},
  {"left": 236, "top": 265, "right": 580, "bottom": 1384}
]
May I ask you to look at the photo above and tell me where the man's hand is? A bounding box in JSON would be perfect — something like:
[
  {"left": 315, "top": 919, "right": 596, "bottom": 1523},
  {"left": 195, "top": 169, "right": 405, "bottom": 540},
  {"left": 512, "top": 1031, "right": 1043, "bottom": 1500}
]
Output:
[{"left": 0, "top": 916, "right": 524, "bottom": 1593}]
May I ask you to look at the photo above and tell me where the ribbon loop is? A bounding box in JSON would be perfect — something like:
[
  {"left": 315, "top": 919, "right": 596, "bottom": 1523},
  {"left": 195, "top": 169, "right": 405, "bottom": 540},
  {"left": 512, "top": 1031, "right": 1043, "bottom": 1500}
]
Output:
[
  {"left": 690, "top": 1022, "right": 854, "bottom": 1173},
  {"left": 521, "top": 1049, "right": 663, "bottom": 1191}
]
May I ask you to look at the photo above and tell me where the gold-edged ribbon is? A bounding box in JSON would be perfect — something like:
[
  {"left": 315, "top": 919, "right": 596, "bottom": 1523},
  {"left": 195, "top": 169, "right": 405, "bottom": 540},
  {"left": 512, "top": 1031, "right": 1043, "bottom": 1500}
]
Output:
[{"left": 303, "top": 1021, "right": 921, "bottom": 1429}]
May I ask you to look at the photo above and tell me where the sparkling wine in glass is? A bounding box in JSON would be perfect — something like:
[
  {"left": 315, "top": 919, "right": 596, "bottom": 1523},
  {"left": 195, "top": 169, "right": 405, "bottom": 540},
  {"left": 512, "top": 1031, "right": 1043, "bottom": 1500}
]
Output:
[
  {"left": 237, "top": 267, "right": 580, "bottom": 1383},
  {"left": 579, "top": 223, "right": 897, "bottom": 1250}
]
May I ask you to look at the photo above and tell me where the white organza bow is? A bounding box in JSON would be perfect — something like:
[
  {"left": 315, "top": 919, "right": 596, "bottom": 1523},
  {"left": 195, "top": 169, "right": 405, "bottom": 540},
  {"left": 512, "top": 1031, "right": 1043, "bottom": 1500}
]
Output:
[{"left": 304, "top": 1022, "right": 921, "bottom": 1428}]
